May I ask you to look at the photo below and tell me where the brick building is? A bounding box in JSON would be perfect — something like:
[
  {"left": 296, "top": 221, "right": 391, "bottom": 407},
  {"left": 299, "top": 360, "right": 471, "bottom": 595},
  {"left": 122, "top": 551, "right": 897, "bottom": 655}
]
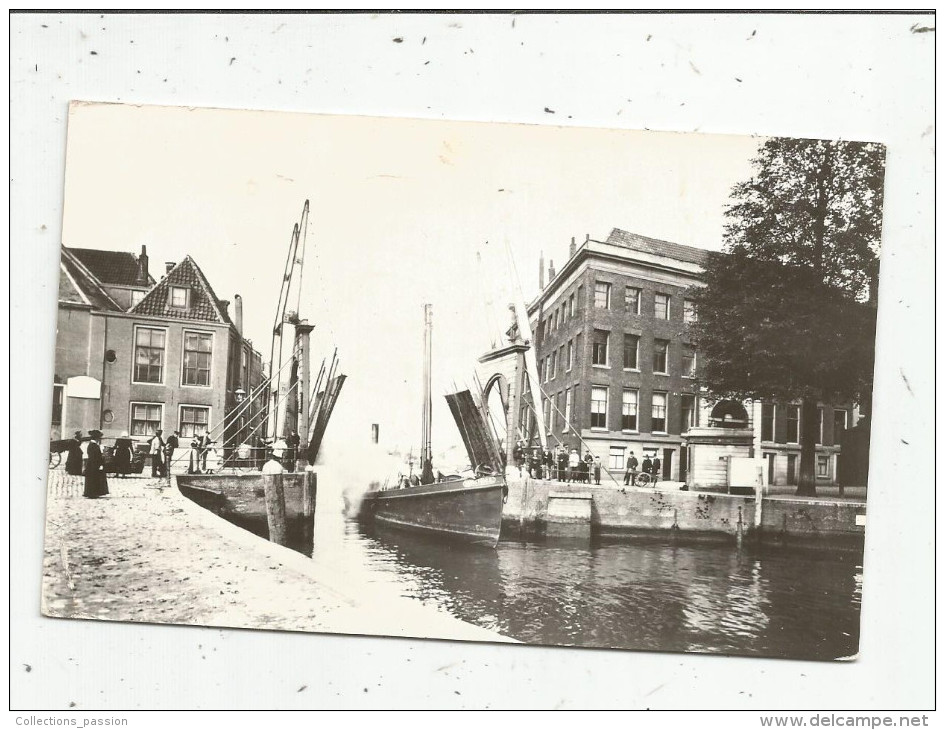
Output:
[
  {"left": 53, "top": 245, "right": 264, "bottom": 451},
  {"left": 526, "top": 229, "right": 857, "bottom": 487}
]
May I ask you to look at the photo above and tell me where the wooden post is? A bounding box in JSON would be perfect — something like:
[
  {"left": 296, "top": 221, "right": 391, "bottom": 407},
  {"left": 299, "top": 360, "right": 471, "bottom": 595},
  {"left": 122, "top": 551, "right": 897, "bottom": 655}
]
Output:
[
  {"left": 295, "top": 322, "right": 315, "bottom": 471},
  {"left": 263, "top": 473, "right": 288, "bottom": 546},
  {"left": 301, "top": 471, "right": 317, "bottom": 542}
]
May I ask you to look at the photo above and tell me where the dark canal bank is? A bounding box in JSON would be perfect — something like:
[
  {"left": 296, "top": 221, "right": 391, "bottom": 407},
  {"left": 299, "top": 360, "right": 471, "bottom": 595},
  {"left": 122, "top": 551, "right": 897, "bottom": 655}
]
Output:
[{"left": 208, "top": 475, "right": 863, "bottom": 661}]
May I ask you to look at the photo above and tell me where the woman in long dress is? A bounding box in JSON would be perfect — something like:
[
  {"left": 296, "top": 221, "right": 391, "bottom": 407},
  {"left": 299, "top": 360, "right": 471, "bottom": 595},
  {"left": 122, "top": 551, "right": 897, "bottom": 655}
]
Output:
[
  {"left": 112, "top": 432, "right": 133, "bottom": 477},
  {"left": 65, "top": 431, "right": 85, "bottom": 476},
  {"left": 83, "top": 429, "right": 109, "bottom": 498}
]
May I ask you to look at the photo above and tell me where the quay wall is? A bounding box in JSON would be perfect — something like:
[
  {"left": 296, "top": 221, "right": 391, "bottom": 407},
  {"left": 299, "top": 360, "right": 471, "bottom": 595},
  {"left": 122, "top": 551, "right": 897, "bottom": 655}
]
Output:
[{"left": 503, "top": 478, "right": 865, "bottom": 549}]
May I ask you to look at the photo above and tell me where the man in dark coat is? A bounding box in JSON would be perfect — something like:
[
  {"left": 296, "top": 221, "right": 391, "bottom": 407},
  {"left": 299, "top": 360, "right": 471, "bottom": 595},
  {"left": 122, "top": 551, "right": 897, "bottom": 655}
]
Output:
[
  {"left": 557, "top": 446, "right": 569, "bottom": 482},
  {"left": 65, "top": 431, "right": 85, "bottom": 476},
  {"left": 651, "top": 455, "right": 662, "bottom": 485},
  {"left": 83, "top": 430, "right": 109, "bottom": 498},
  {"left": 583, "top": 450, "right": 594, "bottom": 484},
  {"left": 165, "top": 431, "right": 180, "bottom": 474},
  {"left": 624, "top": 451, "right": 639, "bottom": 486},
  {"left": 641, "top": 454, "right": 653, "bottom": 479},
  {"left": 287, "top": 431, "right": 301, "bottom": 473}
]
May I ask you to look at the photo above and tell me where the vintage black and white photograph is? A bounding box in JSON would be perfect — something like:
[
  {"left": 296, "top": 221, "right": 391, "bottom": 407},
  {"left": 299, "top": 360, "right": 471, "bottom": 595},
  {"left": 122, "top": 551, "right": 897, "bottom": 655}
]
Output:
[{"left": 42, "top": 100, "right": 884, "bottom": 661}]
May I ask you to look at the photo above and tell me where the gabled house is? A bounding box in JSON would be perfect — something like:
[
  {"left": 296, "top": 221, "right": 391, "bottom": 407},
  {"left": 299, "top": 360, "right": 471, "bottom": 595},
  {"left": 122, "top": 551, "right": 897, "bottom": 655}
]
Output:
[{"left": 52, "top": 246, "right": 264, "bottom": 453}]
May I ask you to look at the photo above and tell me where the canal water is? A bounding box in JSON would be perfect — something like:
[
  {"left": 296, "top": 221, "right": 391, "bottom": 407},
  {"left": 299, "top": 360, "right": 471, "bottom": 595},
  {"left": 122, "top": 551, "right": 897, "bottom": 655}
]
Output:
[{"left": 227, "top": 478, "right": 863, "bottom": 661}]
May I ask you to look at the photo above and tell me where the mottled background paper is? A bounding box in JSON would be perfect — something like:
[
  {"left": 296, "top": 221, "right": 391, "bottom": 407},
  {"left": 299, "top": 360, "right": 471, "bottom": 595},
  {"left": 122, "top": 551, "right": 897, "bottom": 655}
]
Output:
[{"left": 11, "top": 11, "right": 934, "bottom": 710}]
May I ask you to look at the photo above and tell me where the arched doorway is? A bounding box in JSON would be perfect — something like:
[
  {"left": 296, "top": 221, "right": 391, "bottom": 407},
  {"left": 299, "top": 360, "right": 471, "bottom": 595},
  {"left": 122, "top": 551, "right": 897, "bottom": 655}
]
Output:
[{"left": 708, "top": 400, "right": 750, "bottom": 428}]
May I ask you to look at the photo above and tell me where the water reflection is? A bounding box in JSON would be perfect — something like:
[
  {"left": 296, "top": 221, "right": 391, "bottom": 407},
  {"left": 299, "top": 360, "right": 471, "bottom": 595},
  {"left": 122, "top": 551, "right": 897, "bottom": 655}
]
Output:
[
  {"left": 330, "top": 521, "right": 861, "bottom": 660},
  {"left": 215, "top": 479, "right": 863, "bottom": 661}
]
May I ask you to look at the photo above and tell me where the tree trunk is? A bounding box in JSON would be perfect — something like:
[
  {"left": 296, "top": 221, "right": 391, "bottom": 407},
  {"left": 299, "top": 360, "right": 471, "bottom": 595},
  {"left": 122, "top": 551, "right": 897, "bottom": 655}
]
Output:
[{"left": 796, "top": 396, "right": 819, "bottom": 497}]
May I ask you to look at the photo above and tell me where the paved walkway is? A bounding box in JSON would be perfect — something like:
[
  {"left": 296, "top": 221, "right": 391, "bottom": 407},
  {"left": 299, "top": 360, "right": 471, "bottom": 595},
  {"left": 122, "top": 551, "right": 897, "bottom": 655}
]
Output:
[{"left": 42, "top": 469, "right": 514, "bottom": 643}]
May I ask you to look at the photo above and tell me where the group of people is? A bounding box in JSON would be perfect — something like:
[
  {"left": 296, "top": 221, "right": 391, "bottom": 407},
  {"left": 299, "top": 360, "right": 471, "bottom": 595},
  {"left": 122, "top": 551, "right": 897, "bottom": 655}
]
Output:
[
  {"left": 512, "top": 443, "right": 603, "bottom": 485},
  {"left": 622, "top": 451, "right": 662, "bottom": 486},
  {"left": 508, "top": 442, "right": 665, "bottom": 487}
]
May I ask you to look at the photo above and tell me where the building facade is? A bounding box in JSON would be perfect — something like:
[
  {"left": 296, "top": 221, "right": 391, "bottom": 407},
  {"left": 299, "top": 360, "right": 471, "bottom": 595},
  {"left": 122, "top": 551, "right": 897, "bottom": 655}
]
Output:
[
  {"left": 53, "top": 246, "right": 264, "bottom": 450},
  {"left": 527, "top": 229, "right": 856, "bottom": 486}
]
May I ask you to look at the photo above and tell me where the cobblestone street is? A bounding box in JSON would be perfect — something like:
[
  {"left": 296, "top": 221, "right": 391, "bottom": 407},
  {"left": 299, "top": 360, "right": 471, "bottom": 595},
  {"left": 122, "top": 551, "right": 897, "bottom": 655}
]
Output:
[{"left": 41, "top": 469, "right": 513, "bottom": 642}]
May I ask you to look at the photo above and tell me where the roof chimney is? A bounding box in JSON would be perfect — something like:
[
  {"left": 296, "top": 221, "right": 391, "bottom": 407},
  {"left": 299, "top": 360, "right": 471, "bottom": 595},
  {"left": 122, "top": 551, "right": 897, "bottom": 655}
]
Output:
[
  {"left": 234, "top": 294, "right": 243, "bottom": 334},
  {"left": 585, "top": 233, "right": 590, "bottom": 243},
  {"left": 569, "top": 237, "right": 576, "bottom": 258},
  {"left": 165, "top": 261, "right": 175, "bottom": 275},
  {"left": 538, "top": 251, "right": 545, "bottom": 290},
  {"left": 548, "top": 259, "right": 555, "bottom": 281},
  {"left": 137, "top": 245, "right": 149, "bottom": 285}
]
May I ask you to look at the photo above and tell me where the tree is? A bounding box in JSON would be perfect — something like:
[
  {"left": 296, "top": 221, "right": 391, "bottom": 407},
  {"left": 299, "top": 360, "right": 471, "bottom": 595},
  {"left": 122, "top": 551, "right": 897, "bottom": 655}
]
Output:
[{"left": 692, "top": 138, "right": 885, "bottom": 496}]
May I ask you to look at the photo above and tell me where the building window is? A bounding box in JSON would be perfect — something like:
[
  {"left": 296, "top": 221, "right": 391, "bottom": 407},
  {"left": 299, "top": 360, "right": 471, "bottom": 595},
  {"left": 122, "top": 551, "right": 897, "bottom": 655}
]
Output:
[
  {"left": 591, "top": 387, "right": 608, "bottom": 429},
  {"left": 684, "top": 299, "right": 697, "bottom": 324},
  {"left": 180, "top": 405, "right": 210, "bottom": 438},
  {"left": 550, "top": 350, "right": 557, "bottom": 380},
  {"left": 834, "top": 409, "right": 848, "bottom": 441},
  {"left": 681, "top": 394, "right": 697, "bottom": 431},
  {"left": 653, "top": 338, "right": 669, "bottom": 374},
  {"left": 577, "top": 285, "right": 584, "bottom": 311},
  {"left": 130, "top": 402, "right": 163, "bottom": 436},
  {"left": 621, "top": 389, "right": 639, "bottom": 431},
  {"left": 592, "top": 329, "right": 609, "bottom": 367},
  {"left": 594, "top": 281, "right": 611, "bottom": 309},
  {"left": 652, "top": 392, "right": 667, "bottom": 433},
  {"left": 549, "top": 394, "right": 556, "bottom": 431},
  {"left": 544, "top": 356, "right": 550, "bottom": 383},
  {"left": 543, "top": 397, "right": 551, "bottom": 432},
  {"left": 564, "top": 388, "right": 572, "bottom": 431},
  {"left": 609, "top": 446, "right": 625, "bottom": 471},
  {"left": 566, "top": 340, "right": 573, "bottom": 371},
  {"left": 130, "top": 290, "right": 146, "bottom": 307},
  {"left": 786, "top": 405, "right": 800, "bottom": 443},
  {"left": 568, "top": 294, "right": 575, "bottom": 318},
  {"left": 654, "top": 293, "right": 670, "bottom": 320},
  {"left": 182, "top": 331, "right": 213, "bottom": 386},
  {"left": 817, "top": 455, "right": 830, "bottom": 478},
  {"left": 52, "top": 384, "right": 64, "bottom": 425},
  {"left": 761, "top": 403, "right": 775, "bottom": 442},
  {"left": 134, "top": 326, "right": 166, "bottom": 384},
  {"left": 169, "top": 286, "right": 189, "bottom": 308},
  {"left": 241, "top": 349, "right": 249, "bottom": 389},
  {"left": 625, "top": 286, "right": 641, "bottom": 315},
  {"left": 682, "top": 346, "right": 696, "bottom": 378},
  {"left": 623, "top": 334, "right": 639, "bottom": 370},
  {"left": 817, "top": 406, "right": 824, "bottom": 445}
]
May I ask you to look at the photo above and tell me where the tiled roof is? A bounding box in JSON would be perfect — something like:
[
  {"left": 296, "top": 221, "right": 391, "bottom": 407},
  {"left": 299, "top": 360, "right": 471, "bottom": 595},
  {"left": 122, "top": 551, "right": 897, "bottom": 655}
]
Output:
[
  {"left": 69, "top": 247, "right": 154, "bottom": 287},
  {"left": 605, "top": 228, "right": 711, "bottom": 266},
  {"left": 130, "top": 256, "right": 231, "bottom": 324},
  {"left": 59, "top": 249, "right": 123, "bottom": 311}
]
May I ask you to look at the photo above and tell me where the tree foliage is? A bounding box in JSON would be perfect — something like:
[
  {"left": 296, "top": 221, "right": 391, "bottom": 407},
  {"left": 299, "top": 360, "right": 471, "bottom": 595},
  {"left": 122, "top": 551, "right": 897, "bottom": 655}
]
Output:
[
  {"left": 689, "top": 250, "right": 877, "bottom": 405},
  {"left": 724, "top": 138, "right": 885, "bottom": 299}
]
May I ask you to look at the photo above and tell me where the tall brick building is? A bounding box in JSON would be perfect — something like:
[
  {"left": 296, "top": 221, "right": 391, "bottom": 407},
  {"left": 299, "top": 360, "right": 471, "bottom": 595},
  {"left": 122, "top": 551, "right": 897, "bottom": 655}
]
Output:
[
  {"left": 526, "top": 229, "right": 858, "bottom": 487},
  {"left": 53, "top": 245, "right": 264, "bottom": 450}
]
